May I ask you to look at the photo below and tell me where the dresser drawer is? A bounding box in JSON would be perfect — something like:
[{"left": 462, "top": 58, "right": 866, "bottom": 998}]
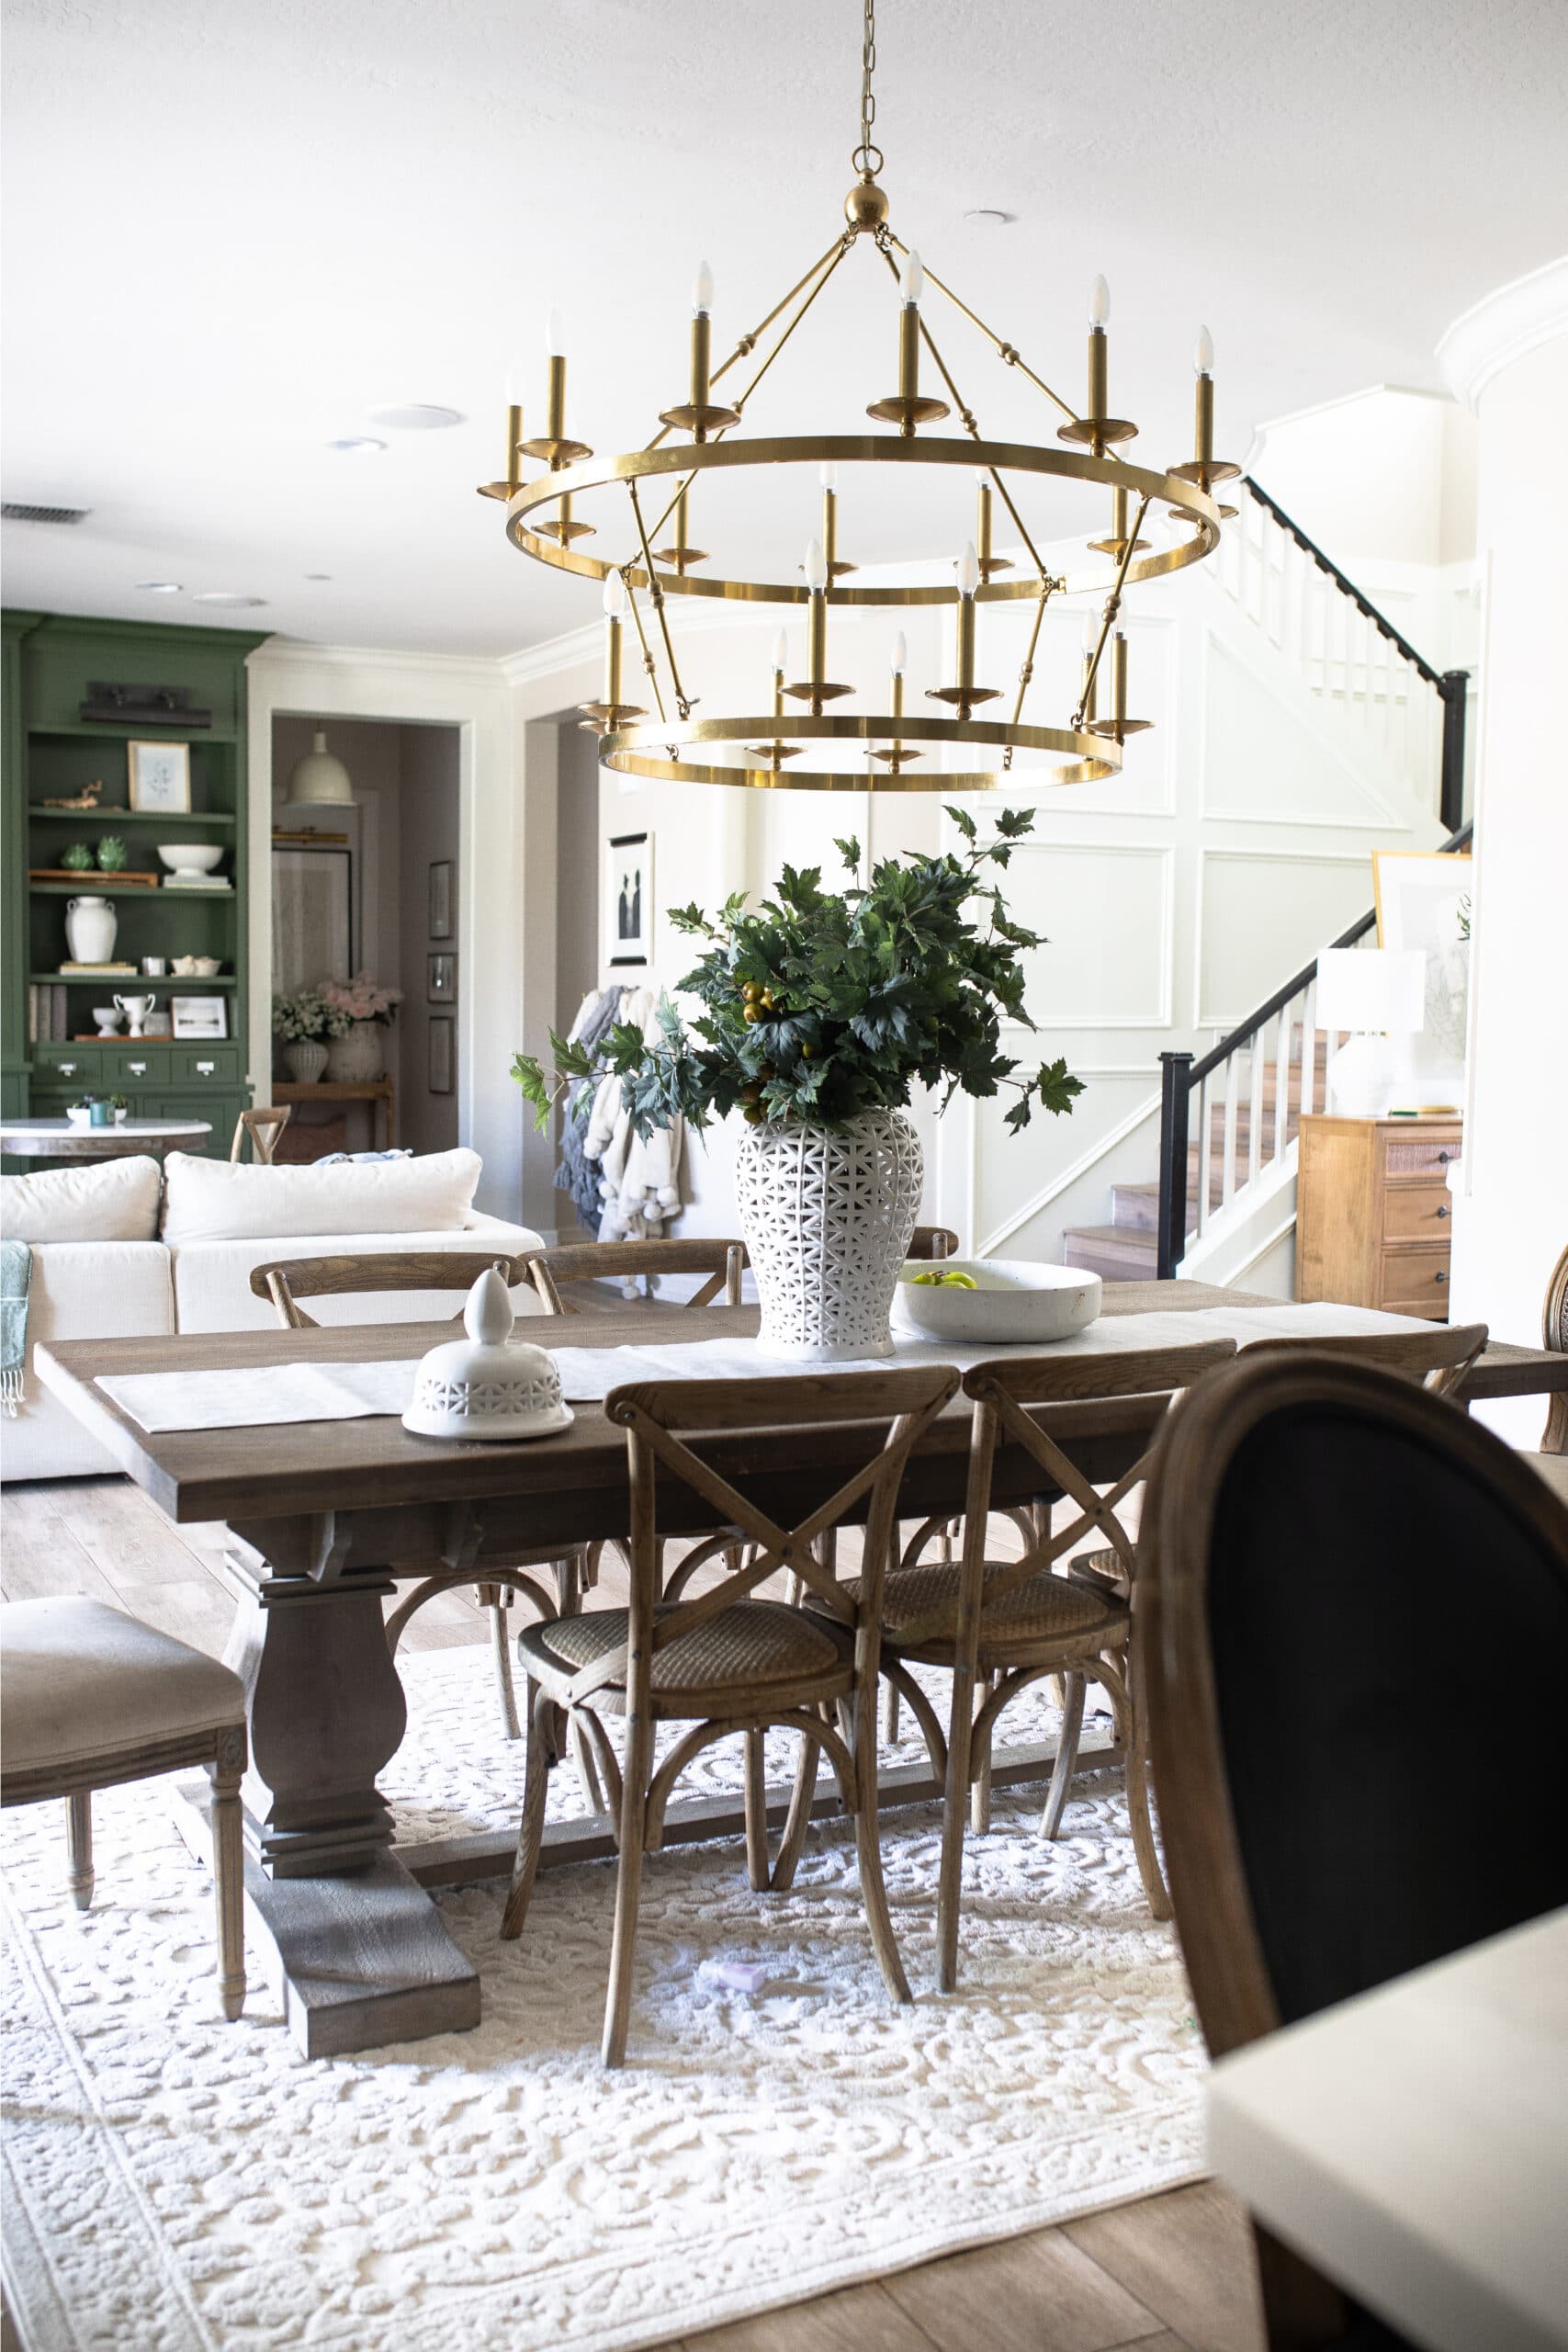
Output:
[
  {"left": 32, "top": 1044, "right": 103, "bottom": 1086},
  {"left": 1384, "top": 1132, "right": 1461, "bottom": 1178},
  {"left": 105, "top": 1043, "right": 242, "bottom": 1089},
  {"left": 1379, "top": 1249, "right": 1451, "bottom": 1319},
  {"left": 169, "top": 1045, "right": 243, "bottom": 1087},
  {"left": 1382, "top": 1184, "right": 1453, "bottom": 1244}
]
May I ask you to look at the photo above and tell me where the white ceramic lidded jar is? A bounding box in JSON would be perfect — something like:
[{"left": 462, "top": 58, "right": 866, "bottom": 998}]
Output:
[
  {"left": 403, "top": 1270, "right": 573, "bottom": 1442},
  {"left": 65, "top": 896, "right": 118, "bottom": 965}
]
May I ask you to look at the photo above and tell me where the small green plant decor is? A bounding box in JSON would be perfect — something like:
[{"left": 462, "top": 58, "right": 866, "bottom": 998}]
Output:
[{"left": 513, "top": 807, "right": 1084, "bottom": 1141}]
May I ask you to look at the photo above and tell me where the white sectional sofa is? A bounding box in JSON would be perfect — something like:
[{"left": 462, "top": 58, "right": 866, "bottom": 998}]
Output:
[{"left": 1, "top": 1149, "right": 543, "bottom": 1482}]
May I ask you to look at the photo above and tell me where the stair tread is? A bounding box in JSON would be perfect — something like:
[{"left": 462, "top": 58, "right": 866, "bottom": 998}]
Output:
[{"left": 1063, "top": 1224, "right": 1158, "bottom": 1250}]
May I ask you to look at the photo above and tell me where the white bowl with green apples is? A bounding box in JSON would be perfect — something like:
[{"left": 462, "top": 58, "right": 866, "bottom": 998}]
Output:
[{"left": 891, "top": 1258, "right": 1102, "bottom": 1344}]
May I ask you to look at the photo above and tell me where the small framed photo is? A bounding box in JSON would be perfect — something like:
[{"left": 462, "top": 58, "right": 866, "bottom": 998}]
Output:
[
  {"left": 428, "top": 859, "right": 453, "bottom": 941},
  {"left": 427, "top": 951, "right": 456, "bottom": 1002},
  {"left": 170, "top": 994, "right": 228, "bottom": 1040},
  {"left": 128, "top": 741, "right": 191, "bottom": 814},
  {"left": 605, "top": 831, "right": 652, "bottom": 967},
  {"left": 428, "top": 1012, "right": 454, "bottom": 1094}
]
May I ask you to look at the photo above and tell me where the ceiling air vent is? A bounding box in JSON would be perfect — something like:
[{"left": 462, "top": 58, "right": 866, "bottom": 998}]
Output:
[{"left": 2, "top": 501, "right": 91, "bottom": 525}]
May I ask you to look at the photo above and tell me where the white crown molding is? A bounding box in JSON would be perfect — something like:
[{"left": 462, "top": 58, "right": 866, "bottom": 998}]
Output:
[
  {"left": 1437, "top": 255, "right": 1568, "bottom": 412},
  {"left": 247, "top": 636, "right": 506, "bottom": 684},
  {"left": 498, "top": 622, "right": 601, "bottom": 686}
]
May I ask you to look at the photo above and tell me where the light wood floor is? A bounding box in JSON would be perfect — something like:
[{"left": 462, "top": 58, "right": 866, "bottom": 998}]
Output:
[{"left": 0, "top": 1475, "right": 1267, "bottom": 2352}]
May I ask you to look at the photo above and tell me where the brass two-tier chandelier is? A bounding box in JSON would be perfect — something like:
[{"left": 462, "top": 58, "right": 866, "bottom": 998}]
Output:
[{"left": 478, "top": 1, "right": 1238, "bottom": 794}]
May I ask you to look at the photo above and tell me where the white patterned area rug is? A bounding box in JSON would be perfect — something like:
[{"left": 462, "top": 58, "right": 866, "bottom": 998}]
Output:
[{"left": 2, "top": 1647, "right": 1205, "bottom": 2352}]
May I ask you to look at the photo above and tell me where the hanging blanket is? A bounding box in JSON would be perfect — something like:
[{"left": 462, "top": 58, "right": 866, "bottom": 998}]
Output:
[
  {"left": 1, "top": 1238, "right": 33, "bottom": 1418},
  {"left": 553, "top": 984, "right": 626, "bottom": 1237}
]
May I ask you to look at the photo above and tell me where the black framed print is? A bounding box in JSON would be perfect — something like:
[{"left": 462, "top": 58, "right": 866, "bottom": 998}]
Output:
[
  {"left": 428, "top": 1012, "right": 454, "bottom": 1094},
  {"left": 605, "top": 831, "right": 652, "bottom": 967}
]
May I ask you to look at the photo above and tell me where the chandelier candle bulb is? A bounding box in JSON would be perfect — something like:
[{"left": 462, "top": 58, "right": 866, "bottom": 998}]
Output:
[
  {"left": 897, "top": 247, "right": 923, "bottom": 424},
  {"left": 545, "top": 310, "right": 568, "bottom": 444},
  {"left": 1081, "top": 615, "right": 1100, "bottom": 726},
  {"left": 954, "top": 539, "right": 979, "bottom": 704},
  {"left": 805, "top": 534, "right": 828, "bottom": 707},
  {"left": 1194, "top": 347, "right": 1215, "bottom": 473},
  {"left": 976, "top": 471, "right": 993, "bottom": 570},
  {"left": 1111, "top": 630, "right": 1128, "bottom": 728},
  {"left": 821, "top": 464, "right": 838, "bottom": 574},
  {"left": 504, "top": 402, "right": 523, "bottom": 493},
  {"left": 604, "top": 572, "right": 627, "bottom": 707}
]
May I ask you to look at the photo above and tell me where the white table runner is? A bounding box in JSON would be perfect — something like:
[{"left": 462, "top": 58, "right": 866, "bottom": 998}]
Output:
[{"left": 96, "top": 1301, "right": 1428, "bottom": 1436}]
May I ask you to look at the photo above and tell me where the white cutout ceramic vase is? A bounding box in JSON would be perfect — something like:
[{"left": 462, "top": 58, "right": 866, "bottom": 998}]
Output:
[
  {"left": 736, "top": 1107, "right": 924, "bottom": 1361},
  {"left": 326, "top": 1023, "right": 384, "bottom": 1081},
  {"left": 284, "top": 1042, "right": 329, "bottom": 1083}
]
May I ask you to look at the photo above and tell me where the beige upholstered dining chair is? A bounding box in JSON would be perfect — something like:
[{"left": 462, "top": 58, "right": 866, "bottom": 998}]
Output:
[
  {"left": 526, "top": 1238, "right": 748, "bottom": 1315},
  {"left": 832, "top": 1340, "right": 1240, "bottom": 1993},
  {"left": 230, "top": 1104, "right": 292, "bottom": 1164},
  {"left": 247, "top": 1250, "right": 593, "bottom": 1757},
  {"left": 0, "top": 1597, "right": 248, "bottom": 2019},
  {"left": 500, "top": 1363, "right": 959, "bottom": 2066}
]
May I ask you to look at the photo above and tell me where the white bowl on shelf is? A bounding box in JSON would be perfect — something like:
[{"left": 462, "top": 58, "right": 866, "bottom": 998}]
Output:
[
  {"left": 890, "top": 1259, "right": 1102, "bottom": 1345},
  {"left": 156, "top": 842, "right": 225, "bottom": 880}
]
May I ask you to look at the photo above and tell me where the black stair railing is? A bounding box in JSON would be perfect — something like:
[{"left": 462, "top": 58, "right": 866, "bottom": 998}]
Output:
[
  {"left": 1239, "top": 477, "right": 1471, "bottom": 831},
  {"left": 1156, "top": 819, "right": 1473, "bottom": 1281}
]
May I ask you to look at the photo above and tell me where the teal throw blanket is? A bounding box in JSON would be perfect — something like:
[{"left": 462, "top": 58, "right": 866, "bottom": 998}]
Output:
[{"left": 1, "top": 1238, "right": 32, "bottom": 1416}]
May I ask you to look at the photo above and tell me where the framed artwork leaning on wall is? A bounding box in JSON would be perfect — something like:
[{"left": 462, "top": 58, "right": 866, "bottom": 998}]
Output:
[{"left": 1373, "top": 848, "right": 1472, "bottom": 1098}]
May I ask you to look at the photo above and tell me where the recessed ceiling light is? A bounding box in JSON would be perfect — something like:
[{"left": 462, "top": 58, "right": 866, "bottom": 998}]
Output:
[
  {"left": 963, "top": 207, "right": 1015, "bottom": 228},
  {"left": 362, "top": 403, "right": 466, "bottom": 432},
  {"left": 134, "top": 580, "right": 183, "bottom": 594},
  {"left": 304, "top": 572, "right": 333, "bottom": 582},
  {"left": 192, "top": 591, "right": 267, "bottom": 607},
  {"left": 325, "top": 435, "right": 387, "bottom": 456}
]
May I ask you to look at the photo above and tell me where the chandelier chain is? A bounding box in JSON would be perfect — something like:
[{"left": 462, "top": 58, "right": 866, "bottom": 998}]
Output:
[{"left": 853, "top": 0, "right": 884, "bottom": 176}]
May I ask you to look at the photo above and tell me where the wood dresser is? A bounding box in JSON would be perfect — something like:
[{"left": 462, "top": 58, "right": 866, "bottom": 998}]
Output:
[{"left": 1296, "top": 1114, "right": 1462, "bottom": 1320}]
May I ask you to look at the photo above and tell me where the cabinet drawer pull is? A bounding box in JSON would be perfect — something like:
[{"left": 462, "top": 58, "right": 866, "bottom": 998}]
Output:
[
  {"left": 1437, "top": 1149, "right": 1450, "bottom": 1164},
  {"left": 1435, "top": 1269, "right": 1447, "bottom": 1284},
  {"left": 1437, "top": 1202, "right": 1449, "bottom": 1219},
  {"left": 129, "top": 1060, "right": 148, "bottom": 1077},
  {"left": 58, "top": 1060, "right": 76, "bottom": 1077},
  {"left": 196, "top": 1059, "right": 216, "bottom": 1076}
]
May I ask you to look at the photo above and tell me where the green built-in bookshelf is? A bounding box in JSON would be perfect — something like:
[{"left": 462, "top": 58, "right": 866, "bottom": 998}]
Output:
[{"left": 2, "top": 612, "right": 268, "bottom": 1150}]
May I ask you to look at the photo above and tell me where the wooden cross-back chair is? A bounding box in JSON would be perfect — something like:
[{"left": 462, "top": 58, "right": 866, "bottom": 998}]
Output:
[
  {"left": 246, "top": 1249, "right": 595, "bottom": 1772},
  {"left": 231, "top": 1104, "right": 292, "bottom": 1164},
  {"left": 500, "top": 1363, "right": 960, "bottom": 2067},
  {"left": 1235, "top": 1318, "right": 1489, "bottom": 1396},
  {"left": 832, "top": 1340, "right": 1240, "bottom": 1994},
  {"left": 1136, "top": 1349, "right": 1568, "bottom": 2351},
  {"left": 1542, "top": 1240, "right": 1568, "bottom": 1455},
  {"left": 527, "top": 1238, "right": 747, "bottom": 1316}
]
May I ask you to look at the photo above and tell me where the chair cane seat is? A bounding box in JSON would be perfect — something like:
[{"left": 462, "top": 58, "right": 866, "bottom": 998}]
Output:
[
  {"left": 820, "top": 1557, "right": 1126, "bottom": 1661},
  {"left": 0, "top": 1598, "right": 245, "bottom": 1781},
  {"left": 518, "top": 1600, "right": 850, "bottom": 1712}
]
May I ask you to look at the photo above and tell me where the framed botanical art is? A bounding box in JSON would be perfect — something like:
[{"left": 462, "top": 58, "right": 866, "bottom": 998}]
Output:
[
  {"left": 428, "top": 1013, "right": 454, "bottom": 1094},
  {"left": 427, "top": 952, "right": 456, "bottom": 1002},
  {"left": 127, "top": 740, "right": 191, "bottom": 814},
  {"left": 428, "top": 859, "right": 453, "bottom": 942},
  {"left": 1373, "top": 850, "right": 1472, "bottom": 1092},
  {"left": 605, "top": 831, "right": 652, "bottom": 967}
]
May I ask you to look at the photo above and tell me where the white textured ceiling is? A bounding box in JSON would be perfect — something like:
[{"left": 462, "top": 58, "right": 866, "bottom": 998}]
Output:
[{"left": 4, "top": 0, "right": 1565, "bottom": 656}]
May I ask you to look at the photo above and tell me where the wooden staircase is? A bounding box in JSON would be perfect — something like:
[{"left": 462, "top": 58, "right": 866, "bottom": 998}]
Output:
[{"left": 1062, "top": 1041, "right": 1332, "bottom": 1282}]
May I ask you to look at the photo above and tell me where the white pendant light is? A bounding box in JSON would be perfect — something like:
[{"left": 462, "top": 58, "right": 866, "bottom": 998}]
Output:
[{"left": 287, "top": 726, "right": 355, "bottom": 806}]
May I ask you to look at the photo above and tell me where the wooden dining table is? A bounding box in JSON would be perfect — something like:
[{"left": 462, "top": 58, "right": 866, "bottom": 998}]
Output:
[{"left": 35, "top": 1283, "right": 1568, "bottom": 2057}]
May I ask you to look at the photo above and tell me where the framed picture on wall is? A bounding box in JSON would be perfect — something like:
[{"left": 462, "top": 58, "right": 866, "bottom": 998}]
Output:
[
  {"left": 1373, "top": 850, "right": 1473, "bottom": 1091},
  {"left": 272, "top": 844, "right": 354, "bottom": 1000},
  {"left": 427, "top": 952, "right": 456, "bottom": 1002},
  {"left": 605, "top": 831, "right": 652, "bottom": 967},
  {"left": 428, "top": 1013, "right": 454, "bottom": 1094},
  {"left": 128, "top": 740, "right": 191, "bottom": 814},
  {"left": 428, "top": 859, "right": 453, "bottom": 941}
]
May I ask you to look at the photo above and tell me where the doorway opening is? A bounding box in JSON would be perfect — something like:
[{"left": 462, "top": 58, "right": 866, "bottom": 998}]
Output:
[{"left": 270, "top": 716, "right": 460, "bottom": 1160}]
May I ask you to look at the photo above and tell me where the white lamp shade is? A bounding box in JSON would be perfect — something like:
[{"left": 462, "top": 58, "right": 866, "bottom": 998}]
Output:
[
  {"left": 1315, "top": 947, "right": 1425, "bottom": 1035},
  {"left": 286, "top": 728, "right": 355, "bottom": 806}
]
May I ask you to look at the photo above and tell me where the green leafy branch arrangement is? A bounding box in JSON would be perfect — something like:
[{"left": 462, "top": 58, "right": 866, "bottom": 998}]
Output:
[{"left": 512, "top": 807, "right": 1084, "bottom": 1141}]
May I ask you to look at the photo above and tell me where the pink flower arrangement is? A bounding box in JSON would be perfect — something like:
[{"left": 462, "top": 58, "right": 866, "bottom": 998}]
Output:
[{"left": 320, "top": 971, "right": 403, "bottom": 1029}]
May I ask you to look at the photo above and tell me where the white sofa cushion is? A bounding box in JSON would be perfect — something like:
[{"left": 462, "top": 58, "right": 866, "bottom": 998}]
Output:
[
  {"left": 0, "top": 1239, "right": 176, "bottom": 1483},
  {"left": 161, "top": 1148, "right": 483, "bottom": 1244},
  {"left": 169, "top": 1213, "right": 547, "bottom": 1333},
  {"left": 1, "top": 1155, "right": 163, "bottom": 1243}
]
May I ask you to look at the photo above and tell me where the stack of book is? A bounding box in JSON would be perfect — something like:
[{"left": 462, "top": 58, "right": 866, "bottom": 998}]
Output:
[
  {"left": 161, "top": 875, "right": 232, "bottom": 892},
  {"left": 28, "top": 984, "right": 71, "bottom": 1041}
]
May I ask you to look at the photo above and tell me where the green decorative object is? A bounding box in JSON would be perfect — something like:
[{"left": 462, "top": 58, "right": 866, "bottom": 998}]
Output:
[
  {"left": 59, "top": 842, "right": 94, "bottom": 872},
  {"left": 95, "top": 834, "right": 129, "bottom": 872}
]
